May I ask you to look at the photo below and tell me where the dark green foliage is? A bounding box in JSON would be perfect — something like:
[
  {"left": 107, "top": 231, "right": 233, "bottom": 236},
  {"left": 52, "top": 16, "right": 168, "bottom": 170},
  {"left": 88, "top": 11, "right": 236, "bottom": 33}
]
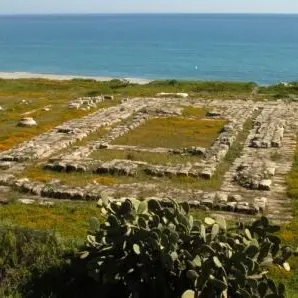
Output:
[
  {"left": 0, "top": 226, "right": 65, "bottom": 296},
  {"left": 0, "top": 226, "right": 103, "bottom": 298},
  {"left": 82, "top": 197, "right": 294, "bottom": 298}
]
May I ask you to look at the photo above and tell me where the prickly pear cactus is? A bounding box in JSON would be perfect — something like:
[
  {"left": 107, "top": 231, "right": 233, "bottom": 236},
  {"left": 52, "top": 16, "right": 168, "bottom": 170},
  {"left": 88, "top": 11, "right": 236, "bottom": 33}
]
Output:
[{"left": 81, "top": 194, "right": 293, "bottom": 298}]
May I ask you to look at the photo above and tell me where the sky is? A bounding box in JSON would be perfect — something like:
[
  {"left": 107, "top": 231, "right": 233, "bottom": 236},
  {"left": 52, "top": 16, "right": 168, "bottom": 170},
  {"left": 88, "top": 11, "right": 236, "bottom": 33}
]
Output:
[{"left": 1, "top": 0, "right": 298, "bottom": 14}]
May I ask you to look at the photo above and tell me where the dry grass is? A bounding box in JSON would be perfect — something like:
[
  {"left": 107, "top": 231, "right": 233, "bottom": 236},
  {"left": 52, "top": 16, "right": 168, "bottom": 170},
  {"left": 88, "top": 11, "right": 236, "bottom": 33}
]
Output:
[
  {"left": 113, "top": 117, "right": 226, "bottom": 149},
  {"left": 0, "top": 92, "right": 120, "bottom": 152},
  {"left": 181, "top": 106, "right": 208, "bottom": 118},
  {"left": 19, "top": 165, "right": 119, "bottom": 186}
]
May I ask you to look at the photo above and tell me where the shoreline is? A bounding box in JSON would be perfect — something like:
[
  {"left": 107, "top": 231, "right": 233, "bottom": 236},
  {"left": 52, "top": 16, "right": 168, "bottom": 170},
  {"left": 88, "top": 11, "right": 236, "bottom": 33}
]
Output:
[
  {"left": 0, "top": 71, "right": 290, "bottom": 87},
  {"left": 0, "top": 72, "right": 152, "bottom": 85}
]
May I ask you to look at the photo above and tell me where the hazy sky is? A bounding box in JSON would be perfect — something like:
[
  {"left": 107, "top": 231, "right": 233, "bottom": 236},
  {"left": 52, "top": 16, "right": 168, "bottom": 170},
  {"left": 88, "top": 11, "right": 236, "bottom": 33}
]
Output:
[{"left": 1, "top": 0, "right": 298, "bottom": 14}]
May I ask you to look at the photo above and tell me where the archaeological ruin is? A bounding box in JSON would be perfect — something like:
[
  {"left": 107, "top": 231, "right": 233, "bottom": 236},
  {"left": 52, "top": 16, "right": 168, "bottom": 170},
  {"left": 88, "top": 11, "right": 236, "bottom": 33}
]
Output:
[{"left": 0, "top": 94, "right": 297, "bottom": 222}]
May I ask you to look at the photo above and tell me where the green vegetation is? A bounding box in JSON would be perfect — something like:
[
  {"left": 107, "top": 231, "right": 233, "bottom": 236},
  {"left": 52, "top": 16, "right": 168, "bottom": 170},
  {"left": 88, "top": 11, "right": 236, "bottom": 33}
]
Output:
[
  {"left": 18, "top": 165, "right": 120, "bottom": 186},
  {"left": 0, "top": 78, "right": 294, "bottom": 152},
  {"left": 287, "top": 143, "right": 298, "bottom": 200},
  {"left": 0, "top": 78, "right": 252, "bottom": 152},
  {"left": 268, "top": 201, "right": 298, "bottom": 298},
  {"left": 0, "top": 201, "right": 102, "bottom": 240},
  {"left": 181, "top": 106, "right": 208, "bottom": 118},
  {"left": 81, "top": 197, "right": 293, "bottom": 298},
  {"left": 0, "top": 226, "right": 67, "bottom": 297},
  {"left": 0, "top": 78, "right": 257, "bottom": 100},
  {"left": 263, "top": 137, "right": 298, "bottom": 297},
  {"left": 19, "top": 118, "right": 250, "bottom": 192},
  {"left": 2, "top": 78, "right": 298, "bottom": 296},
  {"left": 113, "top": 117, "right": 226, "bottom": 149},
  {"left": 0, "top": 80, "right": 120, "bottom": 151},
  {"left": 259, "top": 82, "right": 298, "bottom": 100},
  {"left": 0, "top": 198, "right": 298, "bottom": 297},
  {"left": 90, "top": 149, "right": 202, "bottom": 165},
  {"left": 0, "top": 104, "right": 90, "bottom": 151}
]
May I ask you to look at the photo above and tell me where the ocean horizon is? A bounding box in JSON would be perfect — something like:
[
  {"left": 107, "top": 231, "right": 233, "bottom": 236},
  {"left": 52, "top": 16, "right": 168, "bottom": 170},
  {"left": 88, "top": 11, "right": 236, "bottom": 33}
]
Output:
[{"left": 0, "top": 13, "right": 297, "bottom": 84}]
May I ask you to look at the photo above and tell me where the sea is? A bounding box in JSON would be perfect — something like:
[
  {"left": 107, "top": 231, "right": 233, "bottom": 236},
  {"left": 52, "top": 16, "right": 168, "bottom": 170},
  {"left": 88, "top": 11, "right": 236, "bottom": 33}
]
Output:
[{"left": 0, "top": 14, "right": 298, "bottom": 85}]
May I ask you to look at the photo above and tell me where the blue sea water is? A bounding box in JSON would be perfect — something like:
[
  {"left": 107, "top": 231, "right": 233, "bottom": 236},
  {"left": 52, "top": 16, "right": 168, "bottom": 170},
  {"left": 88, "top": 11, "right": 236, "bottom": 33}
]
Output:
[{"left": 0, "top": 14, "right": 297, "bottom": 84}]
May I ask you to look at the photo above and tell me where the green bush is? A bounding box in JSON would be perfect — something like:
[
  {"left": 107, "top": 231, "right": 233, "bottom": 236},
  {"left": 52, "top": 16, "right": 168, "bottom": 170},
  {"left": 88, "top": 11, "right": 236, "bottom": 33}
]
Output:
[
  {"left": 81, "top": 197, "right": 295, "bottom": 298},
  {"left": 0, "top": 226, "right": 66, "bottom": 296}
]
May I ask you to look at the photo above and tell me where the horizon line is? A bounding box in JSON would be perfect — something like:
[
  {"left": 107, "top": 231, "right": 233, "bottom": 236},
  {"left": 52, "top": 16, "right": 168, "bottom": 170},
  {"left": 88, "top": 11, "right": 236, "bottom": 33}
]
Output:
[{"left": 1, "top": 12, "right": 298, "bottom": 16}]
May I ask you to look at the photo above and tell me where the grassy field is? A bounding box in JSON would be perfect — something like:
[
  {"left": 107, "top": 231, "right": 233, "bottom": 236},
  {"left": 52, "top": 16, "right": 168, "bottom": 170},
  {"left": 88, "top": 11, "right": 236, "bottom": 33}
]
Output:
[
  {"left": 113, "top": 117, "right": 226, "bottom": 149},
  {"left": 0, "top": 200, "right": 102, "bottom": 241},
  {"left": 181, "top": 106, "right": 208, "bottom": 118},
  {"left": 0, "top": 82, "right": 120, "bottom": 151}
]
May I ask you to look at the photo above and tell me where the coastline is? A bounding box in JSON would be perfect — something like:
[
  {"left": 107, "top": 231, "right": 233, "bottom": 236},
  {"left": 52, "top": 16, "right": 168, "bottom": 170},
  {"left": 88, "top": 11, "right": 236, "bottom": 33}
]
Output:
[
  {"left": 0, "top": 71, "right": 290, "bottom": 86},
  {"left": 0, "top": 71, "right": 152, "bottom": 85}
]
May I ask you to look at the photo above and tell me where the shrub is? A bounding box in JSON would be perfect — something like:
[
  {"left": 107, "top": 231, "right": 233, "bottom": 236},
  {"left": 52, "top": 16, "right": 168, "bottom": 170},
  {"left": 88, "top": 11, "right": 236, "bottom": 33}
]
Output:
[
  {"left": 81, "top": 197, "right": 295, "bottom": 298},
  {"left": 0, "top": 226, "right": 65, "bottom": 296}
]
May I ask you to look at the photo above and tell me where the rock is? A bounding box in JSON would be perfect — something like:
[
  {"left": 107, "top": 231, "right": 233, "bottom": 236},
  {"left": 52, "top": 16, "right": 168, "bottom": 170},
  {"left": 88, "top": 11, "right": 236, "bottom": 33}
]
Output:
[
  {"left": 213, "top": 203, "right": 229, "bottom": 211},
  {"left": 172, "top": 149, "right": 183, "bottom": 155},
  {"left": 104, "top": 95, "right": 114, "bottom": 100},
  {"left": 226, "top": 202, "right": 237, "bottom": 212},
  {"left": 188, "top": 200, "right": 200, "bottom": 207},
  {"left": 236, "top": 204, "right": 258, "bottom": 215},
  {"left": 0, "top": 174, "right": 15, "bottom": 185},
  {"left": 271, "top": 140, "right": 281, "bottom": 148},
  {"left": 201, "top": 199, "right": 213, "bottom": 208},
  {"left": 98, "top": 143, "right": 109, "bottom": 149},
  {"left": 66, "top": 164, "right": 78, "bottom": 172},
  {"left": 15, "top": 178, "right": 30, "bottom": 187},
  {"left": 222, "top": 123, "right": 234, "bottom": 132},
  {"left": 44, "top": 163, "right": 54, "bottom": 170},
  {"left": 156, "top": 92, "right": 188, "bottom": 98},
  {"left": 18, "top": 198, "right": 35, "bottom": 205},
  {"left": 18, "top": 117, "right": 37, "bottom": 127},
  {"left": 39, "top": 201, "right": 54, "bottom": 206},
  {"left": 254, "top": 197, "right": 267, "bottom": 211},
  {"left": 230, "top": 194, "right": 242, "bottom": 202},
  {"left": 266, "top": 167, "right": 276, "bottom": 176},
  {"left": 31, "top": 184, "right": 43, "bottom": 196},
  {"left": 0, "top": 161, "right": 13, "bottom": 170},
  {"left": 53, "top": 162, "right": 66, "bottom": 172},
  {"left": 250, "top": 139, "right": 261, "bottom": 148},
  {"left": 185, "top": 147, "right": 206, "bottom": 156},
  {"left": 200, "top": 168, "right": 214, "bottom": 179},
  {"left": 207, "top": 111, "right": 222, "bottom": 117},
  {"left": 202, "top": 192, "right": 216, "bottom": 201},
  {"left": 57, "top": 127, "right": 78, "bottom": 134},
  {"left": 0, "top": 198, "right": 9, "bottom": 205},
  {"left": 69, "top": 102, "right": 81, "bottom": 109},
  {"left": 259, "top": 179, "right": 272, "bottom": 190},
  {"left": 215, "top": 192, "right": 228, "bottom": 202}
]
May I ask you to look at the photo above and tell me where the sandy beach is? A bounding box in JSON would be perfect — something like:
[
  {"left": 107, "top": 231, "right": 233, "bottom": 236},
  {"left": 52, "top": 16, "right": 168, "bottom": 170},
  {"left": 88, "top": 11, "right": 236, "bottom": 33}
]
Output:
[{"left": 0, "top": 72, "right": 151, "bottom": 85}]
